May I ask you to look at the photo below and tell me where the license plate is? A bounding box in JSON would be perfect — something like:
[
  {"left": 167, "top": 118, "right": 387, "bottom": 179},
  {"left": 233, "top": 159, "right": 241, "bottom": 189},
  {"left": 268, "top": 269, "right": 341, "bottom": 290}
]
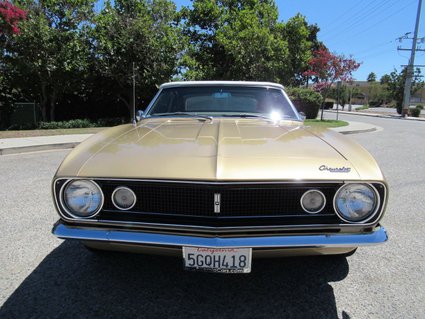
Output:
[{"left": 182, "top": 247, "right": 252, "bottom": 273}]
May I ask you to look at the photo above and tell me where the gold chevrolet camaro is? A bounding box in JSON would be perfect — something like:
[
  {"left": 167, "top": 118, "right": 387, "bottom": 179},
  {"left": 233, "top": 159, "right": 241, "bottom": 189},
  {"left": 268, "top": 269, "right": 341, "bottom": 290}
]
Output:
[{"left": 52, "top": 81, "right": 388, "bottom": 273}]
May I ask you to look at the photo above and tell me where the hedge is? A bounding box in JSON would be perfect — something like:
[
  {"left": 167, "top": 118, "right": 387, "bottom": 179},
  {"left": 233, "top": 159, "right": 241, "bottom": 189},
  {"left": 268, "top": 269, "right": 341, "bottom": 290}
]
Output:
[
  {"left": 286, "top": 87, "right": 323, "bottom": 119},
  {"left": 37, "top": 117, "right": 125, "bottom": 129},
  {"left": 410, "top": 106, "right": 422, "bottom": 117}
]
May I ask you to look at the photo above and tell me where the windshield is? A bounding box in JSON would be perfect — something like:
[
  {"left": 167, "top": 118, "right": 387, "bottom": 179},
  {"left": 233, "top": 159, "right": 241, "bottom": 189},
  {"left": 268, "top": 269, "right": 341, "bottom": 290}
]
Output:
[{"left": 146, "top": 86, "right": 300, "bottom": 121}]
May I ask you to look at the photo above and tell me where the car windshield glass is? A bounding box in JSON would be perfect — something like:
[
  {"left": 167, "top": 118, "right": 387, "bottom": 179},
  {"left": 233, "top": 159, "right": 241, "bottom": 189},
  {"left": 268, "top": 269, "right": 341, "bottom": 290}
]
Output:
[{"left": 146, "top": 86, "right": 300, "bottom": 120}]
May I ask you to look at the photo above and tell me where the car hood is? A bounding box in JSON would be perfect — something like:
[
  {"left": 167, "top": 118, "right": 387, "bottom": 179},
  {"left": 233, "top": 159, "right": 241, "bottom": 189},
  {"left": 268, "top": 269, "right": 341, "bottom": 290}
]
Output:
[{"left": 56, "top": 118, "right": 384, "bottom": 181}]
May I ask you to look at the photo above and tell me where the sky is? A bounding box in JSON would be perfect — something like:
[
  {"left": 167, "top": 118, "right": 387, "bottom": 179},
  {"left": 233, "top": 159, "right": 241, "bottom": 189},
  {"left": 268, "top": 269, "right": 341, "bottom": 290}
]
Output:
[{"left": 172, "top": 0, "right": 424, "bottom": 81}]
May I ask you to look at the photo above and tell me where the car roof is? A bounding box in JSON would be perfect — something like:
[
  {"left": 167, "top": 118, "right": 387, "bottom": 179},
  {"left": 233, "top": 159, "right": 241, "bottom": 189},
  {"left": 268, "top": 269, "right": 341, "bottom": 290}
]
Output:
[{"left": 159, "top": 81, "right": 284, "bottom": 90}]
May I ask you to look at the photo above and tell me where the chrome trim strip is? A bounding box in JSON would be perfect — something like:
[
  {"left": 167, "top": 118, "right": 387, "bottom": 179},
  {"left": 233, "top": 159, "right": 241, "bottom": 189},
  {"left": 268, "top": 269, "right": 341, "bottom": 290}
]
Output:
[
  {"left": 111, "top": 187, "right": 137, "bottom": 211},
  {"left": 300, "top": 189, "right": 326, "bottom": 214},
  {"left": 214, "top": 193, "right": 221, "bottom": 214},
  {"left": 143, "top": 86, "right": 302, "bottom": 122},
  {"left": 52, "top": 222, "right": 388, "bottom": 248},
  {"left": 86, "top": 219, "right": 366, "bottom": 232},
  {"left": 54, "top": 176, "right": 381, "bottom": 185},
  {"left": 52, "top": 178, "right": 387, "bottom": 228},
  {"left": 139, "top": 89, "right": 161, "bottom": 119}
]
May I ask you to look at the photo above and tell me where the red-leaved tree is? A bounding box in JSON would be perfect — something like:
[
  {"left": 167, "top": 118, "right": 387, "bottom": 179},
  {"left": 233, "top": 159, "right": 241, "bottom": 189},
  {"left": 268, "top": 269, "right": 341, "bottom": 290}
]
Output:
[
  {"left": 0, "top": 1, "right": 26, "bottom": 35},
  {"left": 304, "top": 48, "right": 360, "bottom": 120}
]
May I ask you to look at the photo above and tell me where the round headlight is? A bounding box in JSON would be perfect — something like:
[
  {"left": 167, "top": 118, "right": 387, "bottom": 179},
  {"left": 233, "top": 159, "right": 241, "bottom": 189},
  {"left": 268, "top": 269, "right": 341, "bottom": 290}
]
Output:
[
  {"left": 334, "top": 183, "right": 378, "bottom": 223},
  {"left": 300, "top": 190, "right": 326, "bottom": 214},
  {"left": 112, "top": 187, "right": 136, "bottom": 210},
  {"left": 62, "top": 180, "right": 103, "bottom": 218}
]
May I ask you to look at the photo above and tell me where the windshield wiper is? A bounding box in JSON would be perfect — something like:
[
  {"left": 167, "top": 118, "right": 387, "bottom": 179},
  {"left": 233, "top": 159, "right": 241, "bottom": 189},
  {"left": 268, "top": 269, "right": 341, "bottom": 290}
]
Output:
[{"left": 150, "top": 112, "right": 213, "bottom": 121}]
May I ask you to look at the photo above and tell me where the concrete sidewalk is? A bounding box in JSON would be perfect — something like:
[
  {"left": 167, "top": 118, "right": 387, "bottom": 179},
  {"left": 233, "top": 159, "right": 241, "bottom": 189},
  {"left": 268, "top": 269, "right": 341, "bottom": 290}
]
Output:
[
  {"left": 326, "top": 109, "right": 425, "bottom": 121},
  {"left": 330, "top": 121, "right": 380, "bottom": 135},
  {"left": 0, "top": 134, "right": 92, "bottom": 155},
  {"left": 0, "top": 120, "right": 378, "bottom": 155}
]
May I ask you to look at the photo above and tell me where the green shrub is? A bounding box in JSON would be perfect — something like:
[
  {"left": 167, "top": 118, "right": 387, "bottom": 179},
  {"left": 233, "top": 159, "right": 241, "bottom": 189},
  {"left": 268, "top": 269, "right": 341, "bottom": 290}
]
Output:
[
  {"left": 286, "top": 87, "right": 323, "bottom": 119},
  {"left": 356, "top": 105, "right": 369, "bottom": 111},
  {"left": 37, "top": 118, "right": 126, "bottom": 129},
  {"left": 416, "top": 104, "right": 424, "bottom": 110},
  {"left": 38, "top": 119, "right": 94, "bottom": 129},
  {"left": 369, "top": 100, "right": 381, "bottom": 107},
  {"left": 410, "top": 107, "right": 421, "bottom": 117}
]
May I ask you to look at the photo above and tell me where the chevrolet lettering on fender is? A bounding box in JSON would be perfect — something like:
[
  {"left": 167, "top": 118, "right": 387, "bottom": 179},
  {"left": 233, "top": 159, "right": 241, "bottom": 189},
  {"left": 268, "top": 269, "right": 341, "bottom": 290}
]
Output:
[
  {"left": 51, "top": 81, "right": 388, "bottom": 274},
  {"left": 319, "top": 165, "right": 352, "bottom": 173}
]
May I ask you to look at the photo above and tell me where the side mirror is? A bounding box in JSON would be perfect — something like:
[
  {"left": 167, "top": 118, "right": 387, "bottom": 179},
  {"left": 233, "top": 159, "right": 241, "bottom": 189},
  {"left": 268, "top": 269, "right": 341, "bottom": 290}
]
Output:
[
  {"left": 299, "top": 112, "right": 306, "bottom": 121},
  {"left": 136, "top": 110, "right": 144, "bottom": 121}
]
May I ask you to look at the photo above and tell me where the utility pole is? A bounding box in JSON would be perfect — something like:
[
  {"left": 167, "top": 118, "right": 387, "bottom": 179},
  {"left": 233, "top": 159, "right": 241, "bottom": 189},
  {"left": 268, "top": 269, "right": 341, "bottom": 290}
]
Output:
[{"left": 401, "top": 0, "right": 423, "bottom": 117}]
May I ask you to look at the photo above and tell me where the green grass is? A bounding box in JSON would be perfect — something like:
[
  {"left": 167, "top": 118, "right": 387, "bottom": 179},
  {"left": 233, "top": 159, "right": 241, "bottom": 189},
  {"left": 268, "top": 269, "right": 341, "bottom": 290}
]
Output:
[
  {"left": 355, "top": 105, "right": 369, "bottom": 111},
  {"left": 0, "top": 127, "right": 106, "bottom": 139},
  {"left": 304, "top": 119, "right": 349, "bottom": 128}
]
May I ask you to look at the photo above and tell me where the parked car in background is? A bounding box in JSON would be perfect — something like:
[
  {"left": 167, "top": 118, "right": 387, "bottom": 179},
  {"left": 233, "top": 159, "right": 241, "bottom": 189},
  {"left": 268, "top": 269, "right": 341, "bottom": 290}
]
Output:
[{"left": 52, "top": 81, "right": 388, "bottom": 273}]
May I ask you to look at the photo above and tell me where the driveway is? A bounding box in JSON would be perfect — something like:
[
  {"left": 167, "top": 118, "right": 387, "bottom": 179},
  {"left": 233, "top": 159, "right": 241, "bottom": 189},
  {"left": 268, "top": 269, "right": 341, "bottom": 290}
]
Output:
[{"left": 1, "top": 114, "right": 424, "bottom": 318}]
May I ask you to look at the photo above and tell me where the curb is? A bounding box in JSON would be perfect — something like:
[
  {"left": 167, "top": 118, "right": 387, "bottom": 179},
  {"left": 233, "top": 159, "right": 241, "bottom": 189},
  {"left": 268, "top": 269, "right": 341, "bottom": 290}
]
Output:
[
  {"left": 0, "top": 142, "right": 79, "bottom": 156},
  {"left": 326, "top": 110, "right": 425, "bottom": 121},
  {"left": 337, "top": 127, "right": 377, "bottom": 135}
]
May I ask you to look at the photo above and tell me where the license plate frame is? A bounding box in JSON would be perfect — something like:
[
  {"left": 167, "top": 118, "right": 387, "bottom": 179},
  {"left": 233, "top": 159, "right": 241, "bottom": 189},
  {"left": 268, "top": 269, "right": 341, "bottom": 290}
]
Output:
[{"left": 182, "top": 247, "right": 252, "bottom": 273}]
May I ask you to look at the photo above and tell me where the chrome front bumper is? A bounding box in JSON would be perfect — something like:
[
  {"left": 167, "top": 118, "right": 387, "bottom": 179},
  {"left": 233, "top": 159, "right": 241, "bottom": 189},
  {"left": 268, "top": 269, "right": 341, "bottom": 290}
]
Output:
[{"left": 52, "top": 222, "right": 388, "bottom": 249}]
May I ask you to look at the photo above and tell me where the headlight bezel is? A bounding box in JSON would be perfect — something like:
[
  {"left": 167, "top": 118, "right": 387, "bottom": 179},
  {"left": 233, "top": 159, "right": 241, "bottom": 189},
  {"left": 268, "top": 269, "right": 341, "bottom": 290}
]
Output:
[
  {"left": 59, "top": 179, "right": 104, "bottom": 219},
  {"left": 333, "top": 183, "right": 380, "bottom": 224}
]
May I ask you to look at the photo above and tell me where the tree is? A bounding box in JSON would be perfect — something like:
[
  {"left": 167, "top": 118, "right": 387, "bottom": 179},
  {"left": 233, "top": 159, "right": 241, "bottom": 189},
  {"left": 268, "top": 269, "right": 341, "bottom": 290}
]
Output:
[
  {"left": 1, "top": 0, "right": 94, "bottom": 121},
  {"left": 380, "top": 74, "right": 391, "bottom": 85},
  {"left": 0, "top": 1, "right": 26, "bottom": 36},
  {"left": 385, "top": 68, "right": 423, "bottom": 114},
  {"left": 92, "top": 0, "right": 182, "bottom": 117},
  {"left": 367, "top": 72, "right": 376, "bottom": 82},
  {"left": 0, "top": 1, "right": 26, "bottom": 127},
  {"left": 180, "top": 0, "right": 288, "bottom": 82},
  {"left": 303, "top": 48, "right": 360, "bottom": 119},
  {"left": 278, "top": 14, "right": 319, "bottom": 86},
  {"left": 367, "top": 82, "right": 389, "bottom": 106}
]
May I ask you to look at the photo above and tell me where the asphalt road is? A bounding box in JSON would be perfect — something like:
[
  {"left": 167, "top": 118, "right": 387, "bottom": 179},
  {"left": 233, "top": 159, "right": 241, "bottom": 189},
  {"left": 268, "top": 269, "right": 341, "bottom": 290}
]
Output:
[{"left": 1, "top": 114, "right": 424, "bottom": 319}]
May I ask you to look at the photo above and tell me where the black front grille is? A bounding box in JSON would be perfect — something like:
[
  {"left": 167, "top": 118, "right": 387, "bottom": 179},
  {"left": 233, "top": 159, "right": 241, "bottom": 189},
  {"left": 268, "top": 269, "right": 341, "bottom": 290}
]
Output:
[
  {"left": 93, "top": 180, "right": 344, "bottom": 226},
  {"left": 54, "top": 179, "right": 386, "bottom": 228}
]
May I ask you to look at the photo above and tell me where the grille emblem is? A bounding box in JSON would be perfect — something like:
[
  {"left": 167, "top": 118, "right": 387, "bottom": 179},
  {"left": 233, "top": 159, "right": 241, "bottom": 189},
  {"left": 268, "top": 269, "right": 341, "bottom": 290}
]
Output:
[{"left": 214, "top": 193, "right": 221, "bottom": 213}]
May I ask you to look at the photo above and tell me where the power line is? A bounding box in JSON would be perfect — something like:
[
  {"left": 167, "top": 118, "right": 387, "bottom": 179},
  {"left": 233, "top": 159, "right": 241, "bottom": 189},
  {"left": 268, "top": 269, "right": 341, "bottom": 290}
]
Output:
[
  {"left": 320, "top": 0, "right": 382, "bottom": 37},
  {"left": 351, "top": 40, "right": 394, "bottom": 56},
  {"left": 321, "top": 0, "right": 399, "bottom": 40},
  {"left": 323, "top": 0, "right": 407, "bottom": 42},
  {"left": 348, "top": 1, "right": 417, "bottom": 39},
  {"left": 322, "top": 0, "right": 369, "bottom": 30},
  {"left": 325, "top": 0, "right": 417, "bottom": 45},
  {"left": 356, "top": 47, "right": 396, "bottom": 61}
]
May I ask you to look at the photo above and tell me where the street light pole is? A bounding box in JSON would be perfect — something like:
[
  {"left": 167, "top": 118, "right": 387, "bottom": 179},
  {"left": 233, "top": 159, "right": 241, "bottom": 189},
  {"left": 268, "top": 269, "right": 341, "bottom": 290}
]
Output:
[{"left": 402, "top": 0, "right": 423, "bottom": 117}]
